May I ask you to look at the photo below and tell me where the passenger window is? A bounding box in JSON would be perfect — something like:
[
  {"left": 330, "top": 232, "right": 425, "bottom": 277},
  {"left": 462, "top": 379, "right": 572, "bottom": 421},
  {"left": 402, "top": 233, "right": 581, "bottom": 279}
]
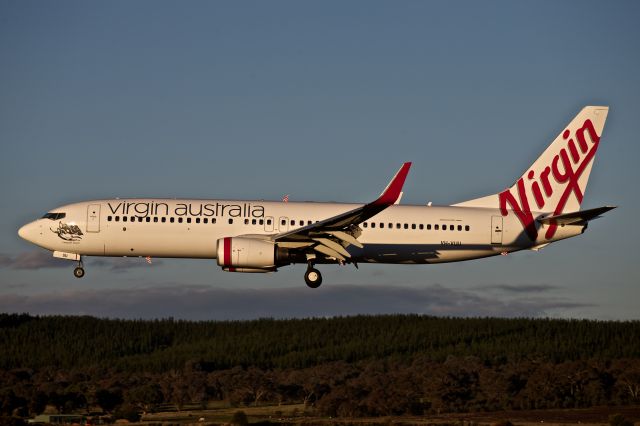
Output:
[
  {"left": 178, "top": 218, "right": 183, "bottom": 223},
  {"left": 371, "top": 223, "right": 376, "bottom": 228},
  {"left": 450, "top": 225, "right": 454, "bottom": 230},
  {"left": 281, "top": 219, "right": 286, "bottom": 226},
  {"left": 244, "top": 218, "right": 249, "bottom": 225},
  {"left": 154, "top": 217, "right": 158, "bottom": 223},
  {"left": 252, "top": 219, "right": 257, "bottom": 225},
  {"left": 388, "top": 223, "right": 392, "bottom": 229},
  {"left": 115, "top": 216, "right": 120, "bottom": 222},
  {"left": 299, "top": 220, "right": 304, "bottom": 226},
  {"left": 138, "top": 217, "right": 143, "bottom": 223},
  {"left": 260, "top": 219, "right": 265, "bottom": 225},
  {"left": 188, "top": 218, "right": 192, "bottom": 224},
  {"left": 267, "top": 219, "right": 271, "bottom": 225},
  {"left": 363, "top": 223, "right": 368, "bottom": 228},
  {"left": 196, "top": 218, "right": 200, "bottom": 224},
  {"left": 203, "top": 218, "right": 208, "bottom": 224},
  {"left": 465, "top": 225, "right": 470, "bottom": 231},
  {"left": 380, "top": 223, "right": 384, "bottom": 229},
  {"left": 108, "top": 216, "right": 112, "bottom": 222},
  {"left": 412, "top": 224, "right": 416, "bottom": 229},
  {"left": 419, "top": 224, "right": 423, "bottom": 230},
  {"left": 404, "top": 223, "right": 408, "bottom": 229},
  {"left": 396, "top": 223, "right": 401, "bottom": 229},
  {"left": 170, "top": 217, "right": 175, "bottom": 223},
  {"left": 434, "top": 224, "right": 439, "bottom": 230},
  {"left": 290, "top": 220, "right": 295, "bottom": 226},
  {"left": 212, "top": 218, "right": 217, "bottom": 224},
  {"left": 161, "top": 217, "right": 166, "bottom": 223},
  {"left": 123, "top": 217, "right": 128, "bottom": 222},
  {"left": 146, "top": 217, "right": 151, "bottom": 223},
  {"left": 457, "top": 225, "right": 462, "bottom": 231},
  {"left": 307, "top": 220, "right": 312, "bottom": 225},
  {"left": 228, "top": 218, "right": 233, "bottom": 224}
]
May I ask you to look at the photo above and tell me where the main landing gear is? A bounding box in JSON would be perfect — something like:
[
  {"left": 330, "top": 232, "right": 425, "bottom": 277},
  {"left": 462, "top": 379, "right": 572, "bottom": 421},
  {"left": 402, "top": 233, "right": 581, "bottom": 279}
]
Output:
[
  {"left": 73, "top": 258, "right": 85, "bottom": 278},
  {"left": 304, "top": 264, "right": 322, "bottom": 289}
]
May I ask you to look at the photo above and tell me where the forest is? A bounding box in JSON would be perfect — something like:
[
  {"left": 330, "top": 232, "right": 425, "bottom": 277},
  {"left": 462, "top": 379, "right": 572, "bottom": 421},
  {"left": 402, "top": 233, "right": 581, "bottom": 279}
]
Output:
[{"left": 1, "top": 314, "right": 639, "bottom": 420}]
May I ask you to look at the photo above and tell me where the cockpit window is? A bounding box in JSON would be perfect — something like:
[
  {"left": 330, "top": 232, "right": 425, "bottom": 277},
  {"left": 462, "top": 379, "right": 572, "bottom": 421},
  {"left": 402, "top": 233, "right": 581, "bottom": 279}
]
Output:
[{"left": 42, "top": 212, "right": 66, "bottom": 220}]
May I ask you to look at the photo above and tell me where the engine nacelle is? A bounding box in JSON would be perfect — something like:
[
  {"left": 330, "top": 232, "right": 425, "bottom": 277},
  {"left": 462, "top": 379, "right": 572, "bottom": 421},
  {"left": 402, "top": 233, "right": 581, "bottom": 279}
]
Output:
[
  {"left": 217, "top": 237, "right": 288, "bottom": 272},
  {"left": 222, "top": 267, "right": 275, "bottom": 273}
]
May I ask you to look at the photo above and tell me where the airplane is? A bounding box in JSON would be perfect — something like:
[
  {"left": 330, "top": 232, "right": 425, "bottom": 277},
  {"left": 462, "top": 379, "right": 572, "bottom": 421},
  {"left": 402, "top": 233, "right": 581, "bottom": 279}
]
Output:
[{"left": 18, "top": 106, "right": 615, "bottom": 288}]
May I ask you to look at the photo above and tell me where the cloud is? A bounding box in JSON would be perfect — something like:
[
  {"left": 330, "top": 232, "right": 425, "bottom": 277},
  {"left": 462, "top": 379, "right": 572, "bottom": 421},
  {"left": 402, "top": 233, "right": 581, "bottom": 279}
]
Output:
[
  {"left": 88, "top": 257, "right": 164, "bottom": 271},
  {"left": 0, "top": 250, "right": 163, "bottom": 271},
  {"left": 478, "top": 284, "right": 559, "bottom": 294},
  {"left": 0, "top": 284, "right": 593, "bottom": 320},
  {"left": 0, "top": 250, "right": 69, "bottom": 270},
  {"left": 0, "top": 254, "right": 12, "bottom": 267}
]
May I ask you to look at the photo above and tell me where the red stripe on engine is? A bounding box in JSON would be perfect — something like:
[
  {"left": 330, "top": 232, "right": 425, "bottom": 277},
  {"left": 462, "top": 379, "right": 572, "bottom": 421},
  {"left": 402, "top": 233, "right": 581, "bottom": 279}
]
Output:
[{"left": 224, "top": 237, "right": 232, "bottom": 267}]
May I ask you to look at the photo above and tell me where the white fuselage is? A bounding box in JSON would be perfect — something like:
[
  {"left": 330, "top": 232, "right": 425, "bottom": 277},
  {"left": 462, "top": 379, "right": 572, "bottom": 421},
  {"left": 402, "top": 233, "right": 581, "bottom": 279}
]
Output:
[
  {"left": 18, "top": 198, "right": 584, "bottom": 265},
  {"left": 15, "top": 106, "right": 611, "bottom": 286}
]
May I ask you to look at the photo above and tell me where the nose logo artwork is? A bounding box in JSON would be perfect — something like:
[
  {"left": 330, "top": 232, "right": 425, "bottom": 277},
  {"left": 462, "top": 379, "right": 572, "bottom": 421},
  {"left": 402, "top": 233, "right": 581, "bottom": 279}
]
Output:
[{"left": 51, "top": 222, "right": 83, "bottom": 241}]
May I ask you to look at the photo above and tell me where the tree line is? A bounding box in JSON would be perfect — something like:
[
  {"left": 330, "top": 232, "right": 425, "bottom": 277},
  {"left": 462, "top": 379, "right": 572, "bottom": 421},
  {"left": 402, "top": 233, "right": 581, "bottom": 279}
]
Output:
[{"left": 0, "top": 314, "right": 639, "bottom": 419}]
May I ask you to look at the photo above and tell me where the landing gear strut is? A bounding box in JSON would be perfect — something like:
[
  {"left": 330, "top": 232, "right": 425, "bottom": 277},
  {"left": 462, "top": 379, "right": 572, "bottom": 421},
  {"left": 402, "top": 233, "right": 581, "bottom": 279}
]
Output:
[
  {"left": 304, "top": 264, "right": 322, "bottom": 288},
  {"left": 73, "top": 258, "right": 85, "bottom": 279}
]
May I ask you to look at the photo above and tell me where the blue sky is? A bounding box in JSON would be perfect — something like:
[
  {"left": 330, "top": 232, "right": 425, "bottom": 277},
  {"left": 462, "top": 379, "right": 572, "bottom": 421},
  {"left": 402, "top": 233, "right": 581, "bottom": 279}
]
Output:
[{"left": 1, "top": 0, "right": 638, "bottom": 320}]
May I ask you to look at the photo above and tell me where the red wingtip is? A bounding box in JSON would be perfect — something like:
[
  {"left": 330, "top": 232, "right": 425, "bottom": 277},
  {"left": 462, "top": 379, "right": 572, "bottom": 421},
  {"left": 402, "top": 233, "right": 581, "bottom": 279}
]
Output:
[{"left": 373, "top": 162, "right": 412, "bottom": 206}]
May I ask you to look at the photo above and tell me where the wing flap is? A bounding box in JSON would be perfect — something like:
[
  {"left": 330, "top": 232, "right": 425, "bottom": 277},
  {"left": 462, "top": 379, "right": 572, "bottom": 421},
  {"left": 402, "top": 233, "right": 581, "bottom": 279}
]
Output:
[
  {"left": 314, "top": 244, "right": 347, "bottom": 261},
  {"left": 326, "top": 230, "right": 364, "bottom": 248},
  {"left": 313, "top": 238, "right": 351, "bottom": 258}
]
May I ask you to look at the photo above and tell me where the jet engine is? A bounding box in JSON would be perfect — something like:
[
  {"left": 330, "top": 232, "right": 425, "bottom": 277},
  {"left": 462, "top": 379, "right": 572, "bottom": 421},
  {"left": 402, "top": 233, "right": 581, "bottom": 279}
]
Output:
[{"left": 216, "top": 237, "right": 290, "bottom": 272}]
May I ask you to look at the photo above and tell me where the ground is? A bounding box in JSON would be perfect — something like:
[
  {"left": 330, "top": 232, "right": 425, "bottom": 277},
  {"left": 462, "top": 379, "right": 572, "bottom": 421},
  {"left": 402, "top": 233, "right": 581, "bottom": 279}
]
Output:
[{"left": 139, "top": 404, "right": 640, "bottom": 425}]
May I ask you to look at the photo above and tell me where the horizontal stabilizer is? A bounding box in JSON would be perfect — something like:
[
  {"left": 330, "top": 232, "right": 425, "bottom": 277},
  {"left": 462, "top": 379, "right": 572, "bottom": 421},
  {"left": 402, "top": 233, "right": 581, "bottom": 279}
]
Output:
[{"left": 537, "top": 206, "right": 616, "bottom": 226}]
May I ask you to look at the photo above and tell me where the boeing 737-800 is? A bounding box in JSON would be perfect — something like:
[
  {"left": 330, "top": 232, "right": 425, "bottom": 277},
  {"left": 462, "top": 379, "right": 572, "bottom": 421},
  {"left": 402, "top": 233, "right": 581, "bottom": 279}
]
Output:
[{"left": 18, "top": 106, "right": 615, "bottom": 288}]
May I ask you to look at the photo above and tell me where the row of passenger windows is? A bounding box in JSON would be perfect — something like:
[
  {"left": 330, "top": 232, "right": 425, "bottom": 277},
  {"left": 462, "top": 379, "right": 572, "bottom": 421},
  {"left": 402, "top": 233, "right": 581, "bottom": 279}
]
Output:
[
  {"left": 363, "top": 222, "right": 470, "bottom": 231},
  {"left": 107, "top": 216, "right": 316, "bottom": 226},
  {"left": 108, "top": 215, "right": 237, "bottom": 224},
  {"left": 106, "top": 215, "right": 470, "bottom": 231}
]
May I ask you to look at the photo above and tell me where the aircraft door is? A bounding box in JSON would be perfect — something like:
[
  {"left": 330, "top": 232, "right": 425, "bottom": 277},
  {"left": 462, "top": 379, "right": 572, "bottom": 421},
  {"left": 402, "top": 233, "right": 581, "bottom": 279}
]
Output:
[
  {"left": 87, "top": 204, "right": 101, "bottom": 233},
  {"left": 264, "top": 216, "right": 274, "bottom": 232},
  {"left": 491, "top": 216, "right": 503, "bottom": 244}
]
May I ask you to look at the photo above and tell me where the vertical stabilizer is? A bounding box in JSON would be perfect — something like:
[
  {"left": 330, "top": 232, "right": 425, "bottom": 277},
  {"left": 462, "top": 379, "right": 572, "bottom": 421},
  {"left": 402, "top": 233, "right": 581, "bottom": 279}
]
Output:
[
  {"left": 453, "top": 105, "right": 609, "bottom": 240},
  {"left": 454, "top": 106, "right": 608, "bottom": 213}
]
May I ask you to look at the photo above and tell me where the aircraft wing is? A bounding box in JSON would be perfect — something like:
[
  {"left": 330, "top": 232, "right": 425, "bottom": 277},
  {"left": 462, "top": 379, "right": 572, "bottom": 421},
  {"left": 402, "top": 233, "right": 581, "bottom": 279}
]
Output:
[
  {"left": 537, "top": 206, "right": 617, "bottom": 226},
  {"left": 272, "top": 162, "right": 411, "bottom": 261}
]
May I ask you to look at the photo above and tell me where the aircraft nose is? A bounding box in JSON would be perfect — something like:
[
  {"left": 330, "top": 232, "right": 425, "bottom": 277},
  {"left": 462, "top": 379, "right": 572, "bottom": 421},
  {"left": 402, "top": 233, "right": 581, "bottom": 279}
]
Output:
[{"left": 18, "top": 222, "right": 37, "bottom": 243}]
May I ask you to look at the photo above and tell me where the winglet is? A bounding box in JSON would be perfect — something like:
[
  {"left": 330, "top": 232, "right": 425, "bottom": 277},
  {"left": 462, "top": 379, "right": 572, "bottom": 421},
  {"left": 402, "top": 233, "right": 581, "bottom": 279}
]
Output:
[{"left": 373, "top": 162, "right": 412, "bottom": 206}]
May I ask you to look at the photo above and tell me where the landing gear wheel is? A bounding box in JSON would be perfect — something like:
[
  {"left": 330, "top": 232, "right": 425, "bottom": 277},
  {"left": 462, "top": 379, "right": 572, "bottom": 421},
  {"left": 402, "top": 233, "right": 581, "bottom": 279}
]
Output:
[
  {"left": 73, "top": 267, "right": 85, "bottom": 278},
  {"left": 304, "top": 267, "right": 322, "bottom": 288}
]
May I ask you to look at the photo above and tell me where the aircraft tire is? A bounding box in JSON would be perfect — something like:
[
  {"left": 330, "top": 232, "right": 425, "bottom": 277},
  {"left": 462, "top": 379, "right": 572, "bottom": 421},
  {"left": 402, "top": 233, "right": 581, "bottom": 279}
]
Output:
[
  {"left": 304, "top": 268, "right": 322, "bottom": 288},
  {"left": 74, "top": 267, "right": 85, "bottom": 279}
]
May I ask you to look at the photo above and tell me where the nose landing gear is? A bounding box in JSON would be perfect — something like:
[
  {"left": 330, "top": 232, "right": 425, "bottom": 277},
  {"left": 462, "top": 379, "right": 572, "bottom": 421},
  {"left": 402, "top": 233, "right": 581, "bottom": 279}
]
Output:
[
  {"left": 304, "top": 264, "right": 322, "bottom": 288},
  {"left": 73, "top": 258, "right": 85, "bottom": 278}
]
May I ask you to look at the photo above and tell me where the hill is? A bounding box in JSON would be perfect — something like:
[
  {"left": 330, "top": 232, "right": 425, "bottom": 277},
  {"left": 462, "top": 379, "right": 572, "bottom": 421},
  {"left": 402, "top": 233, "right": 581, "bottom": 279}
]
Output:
[{"left": 1, "top": 314, "right": 639, "bottom": 419}]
